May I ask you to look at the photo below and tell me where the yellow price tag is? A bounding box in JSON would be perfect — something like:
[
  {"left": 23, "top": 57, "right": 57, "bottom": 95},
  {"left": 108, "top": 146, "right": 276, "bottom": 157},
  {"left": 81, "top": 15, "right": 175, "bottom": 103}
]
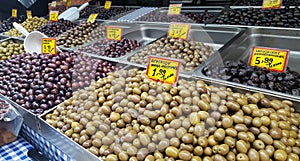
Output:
[
  {"left": 87, "top": 14, "right": 98, "bottom": 23},
  {"left": 12, "top": 9, "right": 17, "bottom": 18},
  {"left": 51, "top": 1, "right": 57, "bottom": 7},
  {"left": 49, "top": 11, "right": 59, "bottom": 22},
  {"left": 168, "top": 4, "right": 182, "bottom": 15},
  {"left": 263, "top": 0, "right": 282, "bottom": 9},
  {"left": 249, "top": 47, "right": 289, "bottom": 72},
  {"left": 42, "top": 38, "right": 57, "bottom": 55},
  {"left": 106, "top": 26, "right": 122, "bottom": 41},
  {"left": 168, "top": 23, "right": 190, "bottom": 40},
  {"left": 104, "top": 1, "right": 112, "bottom": 10},
  {"left": 146, "top": 56, "right": 180, "bottom": 86},
  {"left": 26, "top": 10, "right": 32, "bottom": 19},
  {"left": 67, "top": 0, "right": 72, "bottom": 7}
]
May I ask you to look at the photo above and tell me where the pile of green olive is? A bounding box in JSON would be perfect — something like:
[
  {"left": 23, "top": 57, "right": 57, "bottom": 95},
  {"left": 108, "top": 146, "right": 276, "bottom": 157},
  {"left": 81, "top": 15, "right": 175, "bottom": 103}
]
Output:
[
  {"left": 45, "top": 69, "right": 300, "bottom": 161},
  {"left": 129, "top": 37, "right": 215, "bottom": 72},
  {"left": 5, "top": 17, "right": 48, "bottom": 37},
  {"left": 0, "top": 40, "right": 24, "bottom": 61}
]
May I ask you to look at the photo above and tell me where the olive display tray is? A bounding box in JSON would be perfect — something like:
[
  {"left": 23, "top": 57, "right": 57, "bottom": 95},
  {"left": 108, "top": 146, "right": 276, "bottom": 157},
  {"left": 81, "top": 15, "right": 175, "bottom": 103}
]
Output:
[
  {"left": 37, "top": 66, "right": 300, "bottom": 161},
  {"left": 121, "top": 23, "right": 245, "bottom": 76},
  {"left": 133, "top": 6, "right": 224, "bottom": 24},
  {"left": 193, "top": 27, "right": 300, "bottom": 105},
  {"left": 79, "top": 23, "right": 167, "bottom": 63}
]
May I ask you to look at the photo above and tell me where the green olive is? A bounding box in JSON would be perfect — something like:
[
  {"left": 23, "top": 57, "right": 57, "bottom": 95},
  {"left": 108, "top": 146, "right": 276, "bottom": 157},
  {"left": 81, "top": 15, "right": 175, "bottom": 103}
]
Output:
[
  {"left": 165, "top": 146, "right": 179, "bottom": 158},
  {"left": 236, "top": 153, "right": 249, "bottom": 161},
  {"left": 274, "top": 149, "right": 288, "bottom": 161},
  {"left": 236, "top": 140, "right": 249, "bottom": 153},
  {"left": 247, "top": 148, "right": 259, "bottom": 161}
]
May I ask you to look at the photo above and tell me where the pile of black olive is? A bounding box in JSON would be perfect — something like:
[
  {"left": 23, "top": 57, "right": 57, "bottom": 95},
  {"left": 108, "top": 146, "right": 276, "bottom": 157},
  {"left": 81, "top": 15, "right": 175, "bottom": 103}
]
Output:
[
  {"left": 80, "top": 7, "right": 134, "bottom": 20},
  {"left": 80, "top": 38, "right": 142, "bottom": 58},
  {"left": 184, "top": 12, "right": 215, "bottom": 24},
  {"left": 0, "top": 52, "right": 122, "bottom": 114},
  {"left": 203, "top": 60, "right": 300, "bottom": 96},
  {"left": 136, "top": 10, "right": 214, "bottom": 23},
  {"left": 214, "top": 6, "right": 300, "bottom": 28},
  {"left": 234, "top": 0, "right": 300, "bottom": 6},
  {"left": 37, "top": 19, "right": 78, "bottom": 37},
  {"left": 0, "top": 16, "right": 27, "bottom": 33}
]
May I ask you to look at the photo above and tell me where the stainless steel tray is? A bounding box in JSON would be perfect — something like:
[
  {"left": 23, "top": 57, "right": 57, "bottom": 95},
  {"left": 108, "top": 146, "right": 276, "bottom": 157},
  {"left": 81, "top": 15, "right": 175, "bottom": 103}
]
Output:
[
  {"left": 37, "top": 66, "right": 300, "bottom": 161},
  {"left": 134, "top": 6, "right": 224, "bottom": 24},
  {"left": 79, "top": 23, "right": 167, "bottom": 63},
  {"left": 193, "top": 27, "right": 300, "bottom": 104},
  {"left": 120, "top": 23, "right": 245, "bottom": 77},
  {"left": 0, "top": 35, "right": 10, "bottom": 40},
  {"left": 0, "top": 93, "right": 40, "bottom": 132}
]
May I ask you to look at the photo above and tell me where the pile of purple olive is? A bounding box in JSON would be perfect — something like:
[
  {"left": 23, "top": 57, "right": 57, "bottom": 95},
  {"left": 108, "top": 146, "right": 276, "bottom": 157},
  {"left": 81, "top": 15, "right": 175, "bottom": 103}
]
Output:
[
  {"left": 80, "top": 38, "right": 142, "bottom": 58},
  {"left": 37, "top": 19, "right": 78, "bottom": 37},
  {"left": 0, "top": 52, "right": 122, "bottom": 114}
]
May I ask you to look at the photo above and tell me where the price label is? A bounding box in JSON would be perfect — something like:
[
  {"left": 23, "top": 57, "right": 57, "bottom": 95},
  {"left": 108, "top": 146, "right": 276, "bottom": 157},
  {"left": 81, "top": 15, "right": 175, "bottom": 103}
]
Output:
[
  {"left": 67, "top": 0, "right": 72, "bottom": 7},
  {"left": 263, "top": 0, "right": 282, "bottom": 9},
  {"left": 26, "top": 10, "right": 32, "bottom": 19},
  {"left": 42, "top": 38, "right": 57, "bottom": 55},
  {"left": 146, "top": 56, "right": 180, "bottom": 86},
  {"left": 249, "top": 47, "right": 289, "bottom": 72},
  {"left": 87, "top": 14, "right": 98, "bottom": 23},
  {"left": 104, "top": 1, "right": 112, "bottom": 10},
  {"left": 168, "top": 4, "right": 182, "bottom": 15},
  {"left": 106, "top": 26, "right": 122, "bottom": 41},
  {"left": 49, "top": 11, "right": 59, "bottom": 22},
  {"left": 168, "top": 23, "right": 190, "bottom": 40},
  {"left": 51, "top": 1, "right": 57, "bottom": 7},
  {"left": 12, "top": 9, "right": 17, "bottom": 18}
]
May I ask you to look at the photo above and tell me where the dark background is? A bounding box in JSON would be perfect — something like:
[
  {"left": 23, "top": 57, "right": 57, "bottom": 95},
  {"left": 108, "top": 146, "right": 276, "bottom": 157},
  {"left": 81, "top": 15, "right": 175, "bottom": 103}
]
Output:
[{"left": 0, "top": 0, "right": 52, "bottom": 21}]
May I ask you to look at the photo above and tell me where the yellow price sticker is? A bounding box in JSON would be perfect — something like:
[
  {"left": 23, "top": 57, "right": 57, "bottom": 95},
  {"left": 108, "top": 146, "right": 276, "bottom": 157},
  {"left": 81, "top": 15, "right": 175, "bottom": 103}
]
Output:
[
  {"left": 42, "top": 38, "right": 57, "bottom": 55},
  {"left": 104, "top": 1, "right": 112, "bottom": 10},
  {"left": 87, "top": 14, "right": 98, "bottom": 23},
  {"left": 249, "top": 47, "right": 289, "bottom": 72},
  {"left": 12, "top": 9, "right": 17, "bottom": 18},
  {"left": 26, "top": 10, "right": 32, "bottom": 19},
  {"left": 49, "top": 11, "right": 59, "bottom": 22},
  {"left": 146, "top": 56, "right": 181, "bottom": 86},
  {"left": 168, "top": 4, "right": 182, "bottom": 15},
  {"left": 168, "top": 23, "right": 190, "bottom": 40},
  {"left": 106, "top": 26, "right": 122, "bottom": 41},
  {"left": 67, "top": 0, "right": 72, "bottom": 7},
  {"left": 263, "top": 0, "right": 282, "bottom": 9}
]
